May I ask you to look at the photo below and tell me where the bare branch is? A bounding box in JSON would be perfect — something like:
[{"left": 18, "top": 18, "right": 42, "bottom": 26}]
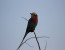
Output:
[
  {"left": 25, "top": 42, "right": 33, "bottom": 47},
  {"left": 44, "top": 41, "right": 47, "bottom": 50},
  {"left": 16, "top": 36, "right": 49, "bottom": 50},
  {"left": 21, "top": 17, "right": 28, "bottom": 21},
  {"left": 34, "top": 31, "right": 41, "bottom": 50},
  {"left": 22, "top": 36, "right": 49, "bottom": 46}
]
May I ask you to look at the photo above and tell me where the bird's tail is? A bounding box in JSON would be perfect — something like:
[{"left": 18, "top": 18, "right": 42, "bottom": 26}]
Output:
[
  {"left": 22, "top": 32, "right": 28, "bottom": 43},
  {"left": 17, "top": 32, "right": 28, "bottom": 50}
]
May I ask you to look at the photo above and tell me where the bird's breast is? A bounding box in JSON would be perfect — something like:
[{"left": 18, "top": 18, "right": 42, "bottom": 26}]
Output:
[{"left": 31, "top": 17, "right": 38, "bottom": 24}]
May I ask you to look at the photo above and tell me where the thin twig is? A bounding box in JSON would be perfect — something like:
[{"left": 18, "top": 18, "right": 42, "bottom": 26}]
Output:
[
  {"left": 16, "top": 36, "right": 49, "bottom": 50},
  {"left": 34, "top": 32, "right": 41, "bottom": 50},
  {"left": 25, "top": 42, "right": 33, "bottom": 47},
  {"left": 21, "top": 17, "right": 28, "bottom": 21},
  {"left": 22, "top": 36, "right": 49, "bottom": 46},
  {"left": 44, "top": 41, "right": 47, "bottom": 50}
]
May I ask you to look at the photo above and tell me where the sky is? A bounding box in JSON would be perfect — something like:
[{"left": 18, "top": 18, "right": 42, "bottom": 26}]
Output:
[{"left": 0, "top": 0, "right": 65, "bottom": 50}]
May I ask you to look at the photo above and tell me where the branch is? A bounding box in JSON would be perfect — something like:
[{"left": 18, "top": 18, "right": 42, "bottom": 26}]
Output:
[
  {"left": 21, "top": 36, "right": 49, "bottom": 46},
  {"left": 21, "top": 17, "right": 28, "bottom": 21},
  {"left": 34, "top": 31, "right": 41, "bottom": 50},
  {"left": 25, "top": 42, "right": 33, "bottom": 47},
  {"left": 44, "top": 41, "right": 47, "bottom": 50},
  {"left": 16, "top": 36, "right": 49, "bottom": 50}
]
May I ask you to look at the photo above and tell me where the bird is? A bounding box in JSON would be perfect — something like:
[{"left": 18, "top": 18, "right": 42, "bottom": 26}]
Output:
[{"left": 17, "top": 12, "right": 38, "bottom": 50}]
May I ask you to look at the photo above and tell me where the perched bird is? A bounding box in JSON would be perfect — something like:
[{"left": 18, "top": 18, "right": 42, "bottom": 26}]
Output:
[{"left": 17, "top": 12, "right": 38, "bottom": 50}]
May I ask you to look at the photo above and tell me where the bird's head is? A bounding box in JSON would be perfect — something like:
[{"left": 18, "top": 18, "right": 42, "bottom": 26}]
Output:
[
  {"left": 30, "top": 12, "right": 38, "bottom": 24},
  {"left": 30, "top": 12, "right": 38, "bottom": 18}
]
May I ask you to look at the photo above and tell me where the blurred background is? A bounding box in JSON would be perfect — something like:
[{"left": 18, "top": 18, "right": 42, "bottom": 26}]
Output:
[{"left": 0, "top": 0, "right": 65, "bottom": 50}]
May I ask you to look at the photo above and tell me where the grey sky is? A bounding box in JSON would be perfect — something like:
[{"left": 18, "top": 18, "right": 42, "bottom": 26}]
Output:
[{"left": 0, "top": 0, "right": 65, "bottom": 50}]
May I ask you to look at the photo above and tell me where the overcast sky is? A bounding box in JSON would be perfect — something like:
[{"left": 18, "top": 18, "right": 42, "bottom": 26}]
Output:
[{"left": 0, "top": 0, "right": 65, "bottom": 50}]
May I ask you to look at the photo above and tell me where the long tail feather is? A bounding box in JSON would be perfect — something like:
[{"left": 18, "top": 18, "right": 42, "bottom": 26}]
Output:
[
  {"left": 17, "top": 32, "right": 28, "bottom": 50},
  {"left": 21, "top": 32, "right": 28, "bottom": 43}
]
